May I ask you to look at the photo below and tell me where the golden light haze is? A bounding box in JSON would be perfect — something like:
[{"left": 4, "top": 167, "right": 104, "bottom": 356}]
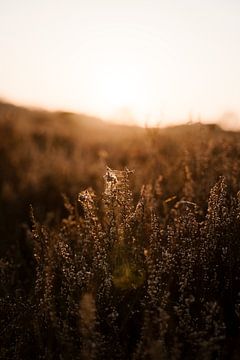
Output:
[{"left": 0, "top": 0, "right": 240, "bottom": 127}]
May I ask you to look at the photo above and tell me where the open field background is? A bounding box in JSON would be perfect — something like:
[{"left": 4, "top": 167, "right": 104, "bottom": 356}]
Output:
[{"left": 1, "top": 102, "right": 240, "bottom": 359}]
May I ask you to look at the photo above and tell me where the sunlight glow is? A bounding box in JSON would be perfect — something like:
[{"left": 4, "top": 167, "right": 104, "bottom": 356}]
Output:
[{"left": 0, "top": 0, "right": 240, "bottom": 126}]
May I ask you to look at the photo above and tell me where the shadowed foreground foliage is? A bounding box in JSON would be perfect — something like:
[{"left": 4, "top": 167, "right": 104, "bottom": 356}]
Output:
[
  {"left": 1, "top": 102, "right": 240, "bottom": 359},
  {"left": 1, "top": 170, "right": 240, "bottom": 359}
]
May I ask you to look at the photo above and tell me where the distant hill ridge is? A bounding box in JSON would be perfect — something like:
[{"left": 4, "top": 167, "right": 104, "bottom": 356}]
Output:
[{"left": 0, "top": 100, "right": 233, "bottom": 135}]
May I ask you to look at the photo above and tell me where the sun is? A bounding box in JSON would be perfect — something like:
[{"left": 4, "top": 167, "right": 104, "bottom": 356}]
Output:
[
  {"left": 99, "top": 63, "right": 141, "bottom": 108},
  {"left": 77, "top": 27, "right": 180, "bottom": 125},
  {"left": 91, "top": 55, "right": 152, "bottom": 121}
]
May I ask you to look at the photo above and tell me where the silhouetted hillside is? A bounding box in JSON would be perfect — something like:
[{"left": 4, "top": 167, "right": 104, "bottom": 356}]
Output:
[{"left": 2, "top": 101, "right": 240, "bottom": 359}]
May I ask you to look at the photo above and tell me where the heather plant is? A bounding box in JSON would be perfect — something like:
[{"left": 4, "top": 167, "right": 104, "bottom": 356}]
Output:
[
  {"left": 2, "top": 166, "right": 240, "bottom": 359},
  {"left": 2, "top": 103, "right": 240, "bottom": 359}
]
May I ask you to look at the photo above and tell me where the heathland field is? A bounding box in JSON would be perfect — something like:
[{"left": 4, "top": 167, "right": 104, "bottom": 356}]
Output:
[{"left": 1, "top": 101, "right": 240, "bottom": 359}]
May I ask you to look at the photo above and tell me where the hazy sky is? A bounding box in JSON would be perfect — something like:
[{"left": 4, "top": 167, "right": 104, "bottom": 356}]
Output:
[{"left": 0, "top": 0, "right": 240, "bottom": 126}]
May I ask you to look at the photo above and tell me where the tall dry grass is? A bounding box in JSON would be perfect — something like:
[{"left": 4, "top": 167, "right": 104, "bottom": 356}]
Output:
[{"left": 1, "top": 102, "right": 240, "bottom": 358}]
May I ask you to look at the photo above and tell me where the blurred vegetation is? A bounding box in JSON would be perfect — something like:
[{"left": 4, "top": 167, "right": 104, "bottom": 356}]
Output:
[{"left": 1, "top": 101, "right": 240, "bottom": 359}]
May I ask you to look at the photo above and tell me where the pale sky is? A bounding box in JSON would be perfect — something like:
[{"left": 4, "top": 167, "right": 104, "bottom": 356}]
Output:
[{"left": 0, "top": 0, "right": 240, "bottom": 126}]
